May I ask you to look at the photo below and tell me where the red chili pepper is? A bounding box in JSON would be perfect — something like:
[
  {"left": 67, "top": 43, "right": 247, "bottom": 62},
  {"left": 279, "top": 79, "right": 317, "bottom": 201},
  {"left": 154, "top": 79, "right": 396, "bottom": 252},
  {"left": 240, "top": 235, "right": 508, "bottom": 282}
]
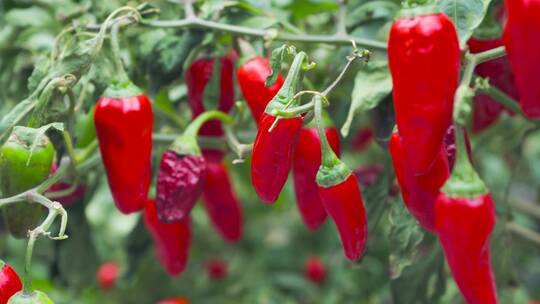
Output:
[
  {"left": 293, "top": 127, "right": 340, "bottom": 230},
  {"left": 468, "top": 37, "right": 518, "bottom": 132},
  {"left": 47, "top": 163, "right": 86, "bottom": 206},
  {"left": 313, "top": 97, "right": 367, "bottom": 261},
  {"left": 158, "top": 298, "right": 191, "bottom": 304},
  {"left": 0, "top": 260, "right": 22, "bottom": 303},
  {"left": 388, "top": 12, "right": 460, "bottom": 174},
  {"left": 96, "top": 261, "right": 120, "bottom": 291},
  {"left": 204, "top": 258, "right": 228, "bottom": 280},
  {"left": 94, "top": 82, "right": 153, "bottom": 214},
  {"left": 251, "top": 52, "right": 308, "bottom": 203},
  {"left": 503, "top": 0, "right": 540, "bottom": 119},
  {"left": 202, "top": 162, "right": 243, "bottom": 243},
  {"left": 304, "top": 256, "right": 326, "bottom": 284},
  {"left": 353, "top": 164, "right": 384, "bottom": 188},
  {"left": 237, "top": 56, "right": 284, "bottom": 122},
  {"left": 390, "top": 131, "right": 449, "bottom": 231},
  {"left": 144, "top": 200, "right": 192, "bottom": 276},
  {"left": 156, "top": 111, "right": 232, "bottom": 223},
  {"left": 435, "top": 127, "right": 498, "bottom": 303}
]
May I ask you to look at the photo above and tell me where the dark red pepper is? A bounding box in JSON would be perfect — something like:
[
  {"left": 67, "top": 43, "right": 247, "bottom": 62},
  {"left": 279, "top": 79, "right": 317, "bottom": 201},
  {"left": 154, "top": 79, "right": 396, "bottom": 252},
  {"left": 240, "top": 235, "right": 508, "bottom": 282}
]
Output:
[
  {"left": 353, "top": 164, "right": 384, "bottom": 188},
  {"left": 144, "top": 200, "right": 191, "bottom": 276},
  {"left": 156, "top": 111, "right": 232, "bottom": 223},
  {"left": 388, "top": 12, "right": 460, "bottom": 174},
  {"left": 351, "top": 128, "right": 373, "bottom": 151},
  {"left": 0, "top": 260, "right": 22, "bottom": 303},
  {"left": 204, "top": 258, "right": 228, "bottom": 280},
  {"left": 158, "top": 298, "right": 191, "bottom": 304},
  {"left": 293, "top": 127, "right": 340, "bottom": 230},
  {"left": 435, "top": 126, "right": 498, "bottom": 303},
  {"left": 94, "top": 82, "right": 153, "bottom": 214},
  {"left": 251, "top": 52, "right": 307, "bottom": 203},
  {"left": 201, "top": 162, "right": 243, "bottom": 243},
  {"left": 390, "top": 130, "right": 449, "bottom": 231},
  {"left": 237, "top": 56, "right": 284, "bottom": 122},
  {"left": 503, "top": 0, "right": 540, "bottom": 119},
  {"left": 468, "top": 37, "right": 518, "bottom": 132},
  {"left": 47, "top": 163, "right": 86, "bottom": 206},
  {"left": 304, "top": 256, "right": 326, "bottom": 285}
]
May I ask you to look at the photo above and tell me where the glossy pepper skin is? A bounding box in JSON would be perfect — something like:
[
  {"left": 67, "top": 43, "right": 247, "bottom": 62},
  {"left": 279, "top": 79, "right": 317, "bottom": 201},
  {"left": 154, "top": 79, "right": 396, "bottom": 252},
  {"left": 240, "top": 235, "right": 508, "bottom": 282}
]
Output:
[
  {"left": 94, "top": 90, "right": 153, "bottom": 214},
  {"left": 0, "top": 127, "right": 54, "bottom": 239},
  {"left": 251, "top": 52, "right": 307, "bottom": 203},
  {"left": 293, "top": 128, "right": 341, "bottom": 230},
  {"left": 7, "top": 291, "right": 53, "bottom": 304},
  {"left": 503, "top": 0, "right": 540, "bottom": 119},
  {"left": 0, "top": 261, "right": 22, "bottom": 303},
  {"left": 468, "top": 37, "right": 518, "bottom": 132},
  {"left": 390, "top": 131, "right": 449, "bottom": 231},
  {"left": 388, "top": 13, "right": 460, "bottom": 174},
  {"left": 435, "top": 194, "right": 497, "bottom": 304},
  {"left": 202, "top": 162, "right": 243, "bottom": 243},
  {"left": 144, "top": 200, "right": 191, "bottom": 276},
  {"left": 237, "top": 56, "right": 284, "bottom": 122}
]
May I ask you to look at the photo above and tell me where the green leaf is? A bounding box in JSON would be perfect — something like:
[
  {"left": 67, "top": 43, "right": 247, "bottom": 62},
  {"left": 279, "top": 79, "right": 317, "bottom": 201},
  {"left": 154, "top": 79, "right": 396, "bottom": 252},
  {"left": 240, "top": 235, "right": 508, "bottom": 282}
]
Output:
[
  {"left": 0, "top": 98, "right": 38, "bottom": 146},
  {"left": 341, "top": 61, "right": 392, "bottom": 137},
  {"left": 266, "top": 44, "right": 292, "bottom": 87},
  {"left": 437, "top": 0, "right": 492, "bottom": 47},
  {"left": 4, "top": 7, "right": 54, "bottom": 28}
]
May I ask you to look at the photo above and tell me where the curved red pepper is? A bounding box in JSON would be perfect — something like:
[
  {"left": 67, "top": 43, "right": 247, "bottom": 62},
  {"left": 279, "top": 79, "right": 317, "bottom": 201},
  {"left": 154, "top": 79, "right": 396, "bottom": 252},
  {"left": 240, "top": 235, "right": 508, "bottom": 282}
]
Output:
[
  {"left": 468, "top": 37, "right": 518, "bottom": 132},
  {"left": 251, "top": 52, "right": 307, "bottom": 204},
  {"left": 144, "top": 200, "right": 191, "bottom": 276},
  {"left": 390, "top": 131, "right": 450, "bottom": 231},
  {"left": 318, "top": 174, "right": 367, "bottom": 261},
  {"left": 0, "top": 261, "right": 22, "bottom": 303},
  {"left": 293, "top": 127, "right": 340, "bottom": 230},
  {"left": 237, "top": 56, "right": 284, "bottom": 122},
  {"left": 435, "top": 193, "right": 497, "bottom": 304},
  {"left": 388, "top": 13, "right": 460, "bottom": 174},
  {"left": 94, "top": 93, "right": 153, "bottom": 214},
  {"left": 202, "top": 162, "right": 243, "bottom": 243},
  {"left": 503, "top": 0, "right": 540, "bottom": 119}
]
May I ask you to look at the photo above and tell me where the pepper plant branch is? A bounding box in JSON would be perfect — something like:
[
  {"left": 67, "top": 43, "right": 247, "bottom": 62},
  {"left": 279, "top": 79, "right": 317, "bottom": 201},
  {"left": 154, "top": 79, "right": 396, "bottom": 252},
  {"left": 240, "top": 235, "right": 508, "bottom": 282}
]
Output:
[
  {"left": 336, "top": 0, "right": 348, "bottom": 35},
  {"left": 476, "top": 78, "right": 525, "bottom": 117},
  {"left": 472, "top": 46, "right": 506, "bottom": 65},
  {"left": 506, "top": 222, "right": 540, "bottom": 247},
  {"left": 508, "top": 197, "right": 540, "bottom": 220}
]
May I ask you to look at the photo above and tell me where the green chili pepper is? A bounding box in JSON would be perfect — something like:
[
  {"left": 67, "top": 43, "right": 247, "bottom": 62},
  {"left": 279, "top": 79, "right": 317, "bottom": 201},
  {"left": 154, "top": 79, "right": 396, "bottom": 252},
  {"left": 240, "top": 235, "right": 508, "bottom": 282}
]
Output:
[{"left": 0, "top": 127, "right": 54, "bottom": 239}]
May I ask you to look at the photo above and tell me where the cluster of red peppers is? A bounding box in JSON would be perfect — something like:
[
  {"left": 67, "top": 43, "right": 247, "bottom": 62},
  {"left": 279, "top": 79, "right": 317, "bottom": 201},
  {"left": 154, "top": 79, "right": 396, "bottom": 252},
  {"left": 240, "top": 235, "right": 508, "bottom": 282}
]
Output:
[{"left": 388, "top": 9, "right": 499, "bottom": 304}]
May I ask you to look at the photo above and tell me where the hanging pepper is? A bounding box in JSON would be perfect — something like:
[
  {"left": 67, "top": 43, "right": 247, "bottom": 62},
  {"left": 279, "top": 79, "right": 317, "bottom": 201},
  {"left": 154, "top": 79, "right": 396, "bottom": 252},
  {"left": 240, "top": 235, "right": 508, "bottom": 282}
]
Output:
[
  {"left": 304, "top": 256, "right": 326, "bottom": 285},
  {"left": 237, "top": 56, "right": 284, "bottom": 123},
  {"left": 251, "top": 52, "right": 308, "bottom": 204},
  {"left": 468, "top": 37, "right": 517, "bottom": 132},
  {"left": 156, "top": 111, "right": 232, "bottom": 223},
  {"left": 390, "top": 130, "right": 449, "bottom": 231},
  {"left": 435, "top": 126, "right": 497, "bottom": 304},
  {"left": 293, "top": 127, "right": 340, "bottom": 230},
  {"left": 144, "top": 200, "right": 191, "bottom": 276},
  {"left": 0, "top": 127, "right": 54, "bottom": 239},
  {"left": 186, "top": 56, "right": 235, "bottom": 163},
  {"left": 94, "top": 82, "right": 153, "bottom": 214},
  {"left": 7, "top": 291, "right": 53, "bottom": 304},
  {"left": 96, "top": 261, "right": 120, "bottom": 291},
  {"left": 0, "top": 260, "right": 22, "bottom": 303},
  {"left": 388, "top": 12, "right": 460, "bottom": 174},
  {"left": 503, "top": 0, "right": 540, "bottom": 119},
  {"left": 201, "top": 162, "right": 243, "bottom": 243},
  {"left": 314, "top": 97, "right": 367, "bottom": 261}
]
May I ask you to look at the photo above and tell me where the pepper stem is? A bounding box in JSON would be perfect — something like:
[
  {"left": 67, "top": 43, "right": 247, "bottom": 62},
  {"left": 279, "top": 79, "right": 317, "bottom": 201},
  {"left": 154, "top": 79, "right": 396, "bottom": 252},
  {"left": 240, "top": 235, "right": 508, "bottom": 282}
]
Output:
[
  {"left": 110, "top": 20, "right": 129, "bottom": 84},
  {"left": 170, "top": 111, "right": 233, "bottom": 156},
  {"left": 265, "top": 52, "right": 308, "bottom": 113},
  {"left": 314, "top": 96, "right": 339, "bottom": 168}
]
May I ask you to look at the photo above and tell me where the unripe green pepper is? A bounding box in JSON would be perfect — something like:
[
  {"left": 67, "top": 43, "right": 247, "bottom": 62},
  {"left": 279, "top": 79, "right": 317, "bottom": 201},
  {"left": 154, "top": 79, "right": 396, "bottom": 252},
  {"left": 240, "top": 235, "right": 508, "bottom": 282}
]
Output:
[
  {"left": 0, "top": 127, "right": 54, "bottom": 239},
  {"left": 8, "top": 291, "right": 54, "bottom": 304}
]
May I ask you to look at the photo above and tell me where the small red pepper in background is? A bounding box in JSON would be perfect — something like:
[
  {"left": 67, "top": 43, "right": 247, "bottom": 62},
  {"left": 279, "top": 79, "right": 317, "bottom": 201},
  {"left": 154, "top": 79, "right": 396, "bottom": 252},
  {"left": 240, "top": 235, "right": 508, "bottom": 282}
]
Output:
[
  {"left": 468, "top": 37, "right": 518, "bottom": 132},
  {"left": 96, "top": 261, "right": 120, "bottom": 291},
  {"left": 158, "top": 298, "right": 191, "bottom": 304},
  {"left": 237, "top": 56, "right": 284, "bottom": 122},
  {"left": 388, "top": 12, "right": 460, "bottom": 174},
  {"left": 435, "top": 127, "right": 498, "bottom": 304},
  {"left": 156, "top": 111, "right": 232, "bottom": 223},
  {"left": 94, "top": 82, "right": 153, "bottom": 214},
  {"left": 390, "top": 130, "right": 450, "bottom": 231},
  {"left": 251, "top": 52, "right": 308, "bottom": 203},
  {"left": 144, "top": 200, "right": 192, "bottom": 276},
  {"left": 293, "top": 127, "right": 340, "bottom": 231},
  {"left": 503, "top": 0, "right": 540, "bottom": 119},
  {"left": 351, "top": 128, "right": 373, "bottom": 151},
  {"left": 47, "top": 163, "right": 86, "bottom": 206},
  {"left": 304, "top": 256, "right": 326, "bottom": 284},
  {"left": 202, "top": 162, "right": 243, "bottom": 243},
  {"left": 313, "top": 97, "right": 367, "bottom": 261},
  {"left": 204, "top": 258, "right": 228, "bottom": 280},
  {"left": 353, "top": 164, "right": 384, "bottom": 188},
  {"left": 0, "top": 260, "right": 22, "bottom": 303}
]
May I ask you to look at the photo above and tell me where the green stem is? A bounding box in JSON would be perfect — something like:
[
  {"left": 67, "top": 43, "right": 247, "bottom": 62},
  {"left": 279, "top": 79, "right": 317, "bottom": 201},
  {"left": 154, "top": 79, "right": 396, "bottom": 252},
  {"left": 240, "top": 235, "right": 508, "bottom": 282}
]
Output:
[
  {"left": 63, "top": 130, "right": 78, "bottom": 166},
  {"left": 481, "top": 82, "right": 525, "bottom": 117},
  {"left": 506, "top": 222, "right": 540, "bottom": 247},
  {"left": 473, "top": 46, "right": 506, "bottom": 65},
  {"left": 110, "top": 21, "right": 129, "bottom": 84},
  {"left": 223, "top": 125, "right": 253, "bottom": 163},
  {"left": 272, "top": 102, "right": 314, "bottom": 118},
  {"left": 336, "top": 0, "right": 348, "bottom": 35},
  {"left": 314, "top": 96, "right": 339, "bottom": 168}
]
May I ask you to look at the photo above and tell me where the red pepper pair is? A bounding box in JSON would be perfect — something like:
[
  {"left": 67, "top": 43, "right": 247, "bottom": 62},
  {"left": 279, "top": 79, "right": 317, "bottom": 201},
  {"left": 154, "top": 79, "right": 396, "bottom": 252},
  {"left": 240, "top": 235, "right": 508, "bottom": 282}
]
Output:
[
  {"left": 388, "top": 12, "right": 460, "bottom": 175},
  {"left": 503, "top": 0, "right": 540, "bottom": 119}
]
